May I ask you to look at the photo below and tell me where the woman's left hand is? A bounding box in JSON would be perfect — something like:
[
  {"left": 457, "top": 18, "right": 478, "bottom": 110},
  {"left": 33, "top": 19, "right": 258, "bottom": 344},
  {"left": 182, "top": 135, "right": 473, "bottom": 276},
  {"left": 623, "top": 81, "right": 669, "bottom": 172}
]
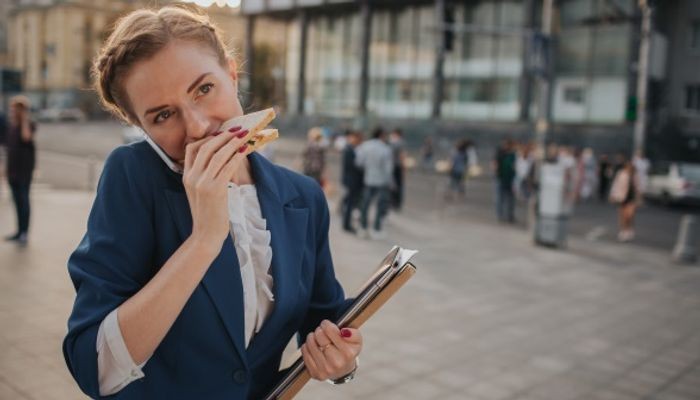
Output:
[{"left": 301, "top": 320, "right": 362, "bottom": 381}]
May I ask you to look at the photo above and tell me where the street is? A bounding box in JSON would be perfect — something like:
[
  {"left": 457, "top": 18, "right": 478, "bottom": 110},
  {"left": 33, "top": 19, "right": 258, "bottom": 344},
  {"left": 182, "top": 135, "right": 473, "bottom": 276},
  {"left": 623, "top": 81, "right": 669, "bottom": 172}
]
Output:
[
  {"left": 30, "top": 122, "right": 699, "bottom": 255},
  {"left": 0, "top": 121, "right": 699, "bottom": 399}
]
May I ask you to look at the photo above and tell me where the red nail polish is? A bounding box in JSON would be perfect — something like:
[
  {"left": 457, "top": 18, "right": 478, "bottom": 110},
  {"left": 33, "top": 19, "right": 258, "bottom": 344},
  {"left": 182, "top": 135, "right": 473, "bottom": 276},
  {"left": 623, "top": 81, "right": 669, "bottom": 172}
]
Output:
[
  {"left": 341, "top": 329, "right": 352, "bottom": 338},
  {"left": 238, "top": 144, "right": 248, "bottom": 153},
  {"left": 228, "top": 125, "right": 242, "bottom": 133},
  {"left": 212, "top": 131, "right": 222, "bottom": 136},
  {"left": 236, "top": 129, "right": 249, "bottom": 138}
]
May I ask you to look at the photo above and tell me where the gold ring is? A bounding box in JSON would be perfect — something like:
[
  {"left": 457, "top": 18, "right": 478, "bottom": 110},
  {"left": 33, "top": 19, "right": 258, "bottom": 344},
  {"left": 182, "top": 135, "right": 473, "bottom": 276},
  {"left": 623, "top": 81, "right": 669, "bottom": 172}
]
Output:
[{"left": 320, "top": 344, "right": 331, "bottom": 353}]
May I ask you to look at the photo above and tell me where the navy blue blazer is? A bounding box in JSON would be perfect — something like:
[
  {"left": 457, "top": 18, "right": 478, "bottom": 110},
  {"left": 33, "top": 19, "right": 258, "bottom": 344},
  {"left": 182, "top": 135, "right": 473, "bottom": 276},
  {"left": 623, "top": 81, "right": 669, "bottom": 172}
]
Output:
[{"left": 63, "top": 141, "right": 350, "bottom": 399}]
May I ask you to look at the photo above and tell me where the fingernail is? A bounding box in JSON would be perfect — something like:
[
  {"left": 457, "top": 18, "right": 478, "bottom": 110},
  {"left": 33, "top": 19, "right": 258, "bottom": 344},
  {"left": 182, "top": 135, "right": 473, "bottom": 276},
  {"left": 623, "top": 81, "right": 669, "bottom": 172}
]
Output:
[
  {"left": 341, "top": 329, "right": 352, "bottom": 338},
  {"left": 238, "top": 144, "right": 248, "bottom": 153},
  {"left": 212, "top": 131, "right": 223, "bottom": 136},
  {"left": 228, "top": 125, "right": 242, "bottom": 132},
  {"left": 236, "top": 129, "right": 249, "bottom": 138}
]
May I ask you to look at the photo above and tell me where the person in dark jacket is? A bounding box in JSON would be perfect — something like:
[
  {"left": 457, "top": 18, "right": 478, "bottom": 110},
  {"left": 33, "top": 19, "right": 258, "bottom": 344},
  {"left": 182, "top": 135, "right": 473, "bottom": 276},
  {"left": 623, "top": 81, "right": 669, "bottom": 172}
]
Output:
[
  {"left": 341, "top": 131, "right": 364, "bottom": 233},
  {"left": 389, "top": 128, "right": 406, "bottom": 211},
  {"left": 5, "top": 95, "right": 37, "bottom": 246},
  {"left": 493, "top": 138, "right": 516, "bottom": 223}
]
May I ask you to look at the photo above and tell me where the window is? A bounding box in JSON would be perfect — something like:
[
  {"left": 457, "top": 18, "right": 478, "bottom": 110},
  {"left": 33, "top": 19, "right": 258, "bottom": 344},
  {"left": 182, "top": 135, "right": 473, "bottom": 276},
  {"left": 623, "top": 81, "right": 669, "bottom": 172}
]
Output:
[
  {"left": 691, "top": 21, "right": 700, "bottom": 50},
  {"left": 686, "top": 84, "right": 700, "bottom": 113},
  {"left": 563, "top": 86, "right": 585, "bottom": 104}
]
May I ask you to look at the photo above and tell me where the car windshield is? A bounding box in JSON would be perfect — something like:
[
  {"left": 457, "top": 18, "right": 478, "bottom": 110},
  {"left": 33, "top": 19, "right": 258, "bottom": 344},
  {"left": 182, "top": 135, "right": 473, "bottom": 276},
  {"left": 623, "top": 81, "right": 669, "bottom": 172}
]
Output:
[{"left": 679, "top": 164, "right": 700, "bottom": 181}]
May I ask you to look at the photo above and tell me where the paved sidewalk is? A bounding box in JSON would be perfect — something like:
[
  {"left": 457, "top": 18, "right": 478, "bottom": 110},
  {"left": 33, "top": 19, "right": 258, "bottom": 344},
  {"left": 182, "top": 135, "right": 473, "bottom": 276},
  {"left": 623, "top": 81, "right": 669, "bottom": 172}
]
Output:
[{"left": 1, "top": 183, "right": 700, "bottom": 399}]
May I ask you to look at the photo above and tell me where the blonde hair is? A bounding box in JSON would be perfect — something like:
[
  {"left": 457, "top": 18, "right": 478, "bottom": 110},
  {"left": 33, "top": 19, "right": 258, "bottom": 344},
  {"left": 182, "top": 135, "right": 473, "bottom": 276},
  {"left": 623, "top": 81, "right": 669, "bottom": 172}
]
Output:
[
  {"left": 308, "top": 127, "right": 323, "bottom": 142},
  {"left": 10, "top": 95, "right": 31, "bottom": 109},
  {"left": 93, "top": 6, "right": 231, "bottom": 124}
]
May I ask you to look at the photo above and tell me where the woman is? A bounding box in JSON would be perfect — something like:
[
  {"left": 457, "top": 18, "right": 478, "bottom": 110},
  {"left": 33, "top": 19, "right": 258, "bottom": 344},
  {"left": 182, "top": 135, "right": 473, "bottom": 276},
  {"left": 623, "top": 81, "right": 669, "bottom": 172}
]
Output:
[
  {"left": 609, "top": 159, "right": 640, "bottom": 241},
  {"left": 63, "top": 7, "right": 362, "bottom": 399},
  {"left": 301, "top": 126, "right": 326, "bottom": 186},
  {"left": 4, "top": 95, "right": 36, "bottom": 246},
  {"left": 446, "top": 139, "right": 468, "bottom": 200}
]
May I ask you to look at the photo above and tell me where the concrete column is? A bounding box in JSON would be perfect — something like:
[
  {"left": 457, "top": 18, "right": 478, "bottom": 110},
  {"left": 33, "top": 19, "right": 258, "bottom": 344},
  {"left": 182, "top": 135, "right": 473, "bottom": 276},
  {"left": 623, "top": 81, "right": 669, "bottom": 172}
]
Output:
[
  {"left": 358, "top": 0, "right": 372, "bottom": 115},
  {"left": 431, "top": 0, "right": 446, "bottom": 119},
  {"left": 297, "top": 10, "right": 309, "bottom": 115}
]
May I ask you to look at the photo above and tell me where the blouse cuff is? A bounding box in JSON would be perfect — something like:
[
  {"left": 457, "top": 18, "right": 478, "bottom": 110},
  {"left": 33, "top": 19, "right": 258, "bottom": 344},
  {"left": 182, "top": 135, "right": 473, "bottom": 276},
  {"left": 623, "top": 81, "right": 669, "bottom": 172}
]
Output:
[{"left": 96, "top": 308, "right": 147, "bottom": 396}]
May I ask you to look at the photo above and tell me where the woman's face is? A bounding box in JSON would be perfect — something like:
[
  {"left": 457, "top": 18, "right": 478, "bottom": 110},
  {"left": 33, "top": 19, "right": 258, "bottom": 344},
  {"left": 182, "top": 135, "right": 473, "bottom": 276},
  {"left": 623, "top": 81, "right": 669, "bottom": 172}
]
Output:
[
  {"left": 123, "top": 40, "right": 243, "bottom": 164},
  {"left": 9, "top": 103, "right": 25, "bottom": 124}
]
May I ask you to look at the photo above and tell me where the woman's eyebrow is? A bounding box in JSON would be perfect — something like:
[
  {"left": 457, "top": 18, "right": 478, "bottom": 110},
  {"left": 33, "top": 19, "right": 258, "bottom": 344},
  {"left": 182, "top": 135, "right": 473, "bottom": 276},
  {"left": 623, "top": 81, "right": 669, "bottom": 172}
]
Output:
[
  {"left": 143, "top": 73, "right": 212, "bottom": 118},
  {"left": 186, "top": 72, "right": 211, "bottom": 94}
]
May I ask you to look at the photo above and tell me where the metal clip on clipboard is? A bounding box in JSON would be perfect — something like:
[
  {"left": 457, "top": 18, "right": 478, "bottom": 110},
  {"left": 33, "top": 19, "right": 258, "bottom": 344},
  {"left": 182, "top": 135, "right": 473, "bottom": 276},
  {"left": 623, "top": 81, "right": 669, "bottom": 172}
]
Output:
[{"left": 264, "top": 246, "right": 418, "bottom": 400}]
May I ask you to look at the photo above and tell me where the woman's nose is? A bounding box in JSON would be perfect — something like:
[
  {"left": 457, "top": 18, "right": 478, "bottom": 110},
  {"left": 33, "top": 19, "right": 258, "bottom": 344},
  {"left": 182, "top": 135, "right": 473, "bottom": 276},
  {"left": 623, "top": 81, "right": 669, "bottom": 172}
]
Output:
[{"left": 182, "top": 107, "right": 216, "bottom": 140}]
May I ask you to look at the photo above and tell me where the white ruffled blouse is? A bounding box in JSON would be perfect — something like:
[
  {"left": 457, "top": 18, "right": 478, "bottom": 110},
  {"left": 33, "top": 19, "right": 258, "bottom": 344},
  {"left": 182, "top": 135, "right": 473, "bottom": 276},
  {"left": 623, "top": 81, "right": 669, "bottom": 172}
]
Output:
[{"left": 94, "top": 183, "right": 275, "bottom": 396}]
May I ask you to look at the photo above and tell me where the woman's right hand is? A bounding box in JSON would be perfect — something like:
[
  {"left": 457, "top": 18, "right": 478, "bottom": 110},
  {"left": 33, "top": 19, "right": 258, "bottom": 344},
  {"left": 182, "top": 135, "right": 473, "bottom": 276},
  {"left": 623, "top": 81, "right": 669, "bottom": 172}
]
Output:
[{"left": 182, "top": 126, "right": 249, "bottom": 253}]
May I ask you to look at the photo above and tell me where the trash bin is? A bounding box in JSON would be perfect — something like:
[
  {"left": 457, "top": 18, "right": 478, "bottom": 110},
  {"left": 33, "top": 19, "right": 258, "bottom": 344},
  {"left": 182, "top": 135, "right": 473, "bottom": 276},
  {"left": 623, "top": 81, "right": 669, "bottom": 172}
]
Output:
[{"left": 535, "top": 162, "right": 570, "bottom": 247}]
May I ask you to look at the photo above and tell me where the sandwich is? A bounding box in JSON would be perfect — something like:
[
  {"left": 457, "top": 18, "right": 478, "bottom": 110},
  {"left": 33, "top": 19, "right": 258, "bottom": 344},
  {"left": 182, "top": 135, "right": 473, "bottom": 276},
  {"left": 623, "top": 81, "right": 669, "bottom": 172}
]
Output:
[
  {"left": 219, "top": 108, "right": 279, "bottom": 155},
  {"left": 241, "top": 128, "right": 278, "bottom": 156}
]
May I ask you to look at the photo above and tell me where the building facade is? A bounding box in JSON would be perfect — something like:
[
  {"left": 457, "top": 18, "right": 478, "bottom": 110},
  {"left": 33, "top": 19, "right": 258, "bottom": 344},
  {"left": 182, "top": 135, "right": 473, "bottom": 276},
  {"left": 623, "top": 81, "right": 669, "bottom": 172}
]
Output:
[
  {"left": 242, "top": 0, "right": 700, "bottom": 158},
  {"left": 4, "top": 0, "right": 256, "bottom": 116}
]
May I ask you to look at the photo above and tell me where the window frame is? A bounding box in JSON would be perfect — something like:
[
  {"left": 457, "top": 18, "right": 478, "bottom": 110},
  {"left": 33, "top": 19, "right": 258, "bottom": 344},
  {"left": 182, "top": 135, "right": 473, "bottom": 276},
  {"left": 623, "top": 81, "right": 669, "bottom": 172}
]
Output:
[
  {"left": 685, "top": 84, "right": 700, "bottom": 115},
  {"left": 690, "top": 20, "right": 700, "bottom": 51}
]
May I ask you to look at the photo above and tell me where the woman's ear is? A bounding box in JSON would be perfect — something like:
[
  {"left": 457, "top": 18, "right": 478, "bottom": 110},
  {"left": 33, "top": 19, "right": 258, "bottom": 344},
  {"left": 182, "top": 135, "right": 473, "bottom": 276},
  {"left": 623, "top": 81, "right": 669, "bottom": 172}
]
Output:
[{"left": 227, "top": 58, "right": 238, "bottom": 85}]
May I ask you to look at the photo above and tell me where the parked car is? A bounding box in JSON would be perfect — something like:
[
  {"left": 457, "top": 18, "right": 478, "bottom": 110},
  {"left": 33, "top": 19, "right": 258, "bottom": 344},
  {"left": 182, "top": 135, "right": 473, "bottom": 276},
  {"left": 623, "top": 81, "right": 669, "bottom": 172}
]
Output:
[
  {"left": 37, "top": 107, "right": 87, "bottom": 122},
  {"left": 645, "top": 162, "right": 700, "bottom": 205}
]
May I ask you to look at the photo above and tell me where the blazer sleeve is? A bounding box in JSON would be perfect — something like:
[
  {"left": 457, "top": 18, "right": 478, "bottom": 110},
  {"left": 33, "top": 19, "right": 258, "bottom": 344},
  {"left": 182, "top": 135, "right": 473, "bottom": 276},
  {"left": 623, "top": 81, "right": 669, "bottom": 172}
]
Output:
[
  {"left": 298, "top": 186, "right": 352, "bottom": 338},
  {"left": 63, "top": 146, "right": 156, "bottom": 399}
]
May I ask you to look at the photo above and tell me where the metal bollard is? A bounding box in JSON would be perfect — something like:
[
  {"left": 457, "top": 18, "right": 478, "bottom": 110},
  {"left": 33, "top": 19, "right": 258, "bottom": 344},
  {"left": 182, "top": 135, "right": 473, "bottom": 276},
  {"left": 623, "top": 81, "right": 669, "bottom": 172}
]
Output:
[{"left": 672, "top": 215, "right": 698, "bottom": 264}]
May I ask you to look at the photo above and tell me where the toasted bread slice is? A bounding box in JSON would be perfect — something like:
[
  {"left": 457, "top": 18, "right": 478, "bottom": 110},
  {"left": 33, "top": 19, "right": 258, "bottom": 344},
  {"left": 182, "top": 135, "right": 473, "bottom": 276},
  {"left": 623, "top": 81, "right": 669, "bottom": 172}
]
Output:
[
  {"left": 219, "top": 108, "right": 276, "bottom": 144},
  {"left": 243, "top": 129, "right": 279, "bottom": 156}
]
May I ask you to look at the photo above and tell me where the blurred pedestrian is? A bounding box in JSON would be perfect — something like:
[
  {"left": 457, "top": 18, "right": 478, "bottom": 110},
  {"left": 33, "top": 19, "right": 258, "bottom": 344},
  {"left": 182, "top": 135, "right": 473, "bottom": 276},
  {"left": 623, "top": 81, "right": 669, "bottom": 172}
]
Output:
[
  {"left": 609, "top": 158, "right": 640, "bottom": 242},
  {"left": 515, "top": 141, "right": 534, "bottom": 201},
  {"left": 633, "top": 150, "right": 650, "bottom": 195},
  {"left": 356, "top": 127, "right": 393, "bottom": 240},
  {"left": 4, "top": 95, "right": 36, "bottom": 246},
  {"left": 598, "top": 154, "right": 613, "bottom": 201},
  {"left": 493, "top": 138, "right": 516, "bottom": 223},
  {"left": 445, "top": 139, "right": 468, "bottom": 200},
  {"left": 420, "top": 136, "right": 434, "bottom": 171},
  {"left": 341, "top": 131, "right": 364, "bottom": 234},
  {"left": 389, "top": 128, "right": 406, "bottom": 211},
  {"left": 578, "top": 148, "right": 597, "bottom": 201},
  {"left": 0, "top": 109, "right": 7, "bottom": 195},
  {"left": 558, "top": 146, "right": 578, "bottom": 214},
  {"left": 0, "top": 109, "right": 6, "bottom": 145},
  {"left": 302, "top": 127, "right": 326, "bottom": 187}
]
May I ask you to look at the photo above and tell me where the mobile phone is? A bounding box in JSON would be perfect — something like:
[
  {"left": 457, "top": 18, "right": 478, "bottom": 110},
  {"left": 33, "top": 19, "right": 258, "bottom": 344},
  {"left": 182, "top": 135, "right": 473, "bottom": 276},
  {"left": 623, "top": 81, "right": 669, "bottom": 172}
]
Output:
[{"left": 143, "top": 134, "right": 184, "bottom": 174}]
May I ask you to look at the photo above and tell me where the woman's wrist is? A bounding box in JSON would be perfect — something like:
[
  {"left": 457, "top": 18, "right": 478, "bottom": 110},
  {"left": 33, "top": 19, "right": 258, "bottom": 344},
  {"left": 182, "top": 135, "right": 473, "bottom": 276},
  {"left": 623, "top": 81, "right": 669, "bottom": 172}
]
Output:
[
  {"left": 327, "top": 358, "right": 358, "bottom": 385},
  {"left": 185, "top": 233, "right": 222, "bottom": 262}
]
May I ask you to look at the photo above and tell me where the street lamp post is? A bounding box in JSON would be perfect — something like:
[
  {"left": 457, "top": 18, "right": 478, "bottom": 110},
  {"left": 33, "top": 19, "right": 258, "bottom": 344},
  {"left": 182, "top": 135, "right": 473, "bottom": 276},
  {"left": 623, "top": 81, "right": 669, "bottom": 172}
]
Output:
[
  {"left": 534, "top": 0, "right": 554, "bottom": 154},
  {"left": 634, "top": 0, "right": 652, "bottom": 156}
]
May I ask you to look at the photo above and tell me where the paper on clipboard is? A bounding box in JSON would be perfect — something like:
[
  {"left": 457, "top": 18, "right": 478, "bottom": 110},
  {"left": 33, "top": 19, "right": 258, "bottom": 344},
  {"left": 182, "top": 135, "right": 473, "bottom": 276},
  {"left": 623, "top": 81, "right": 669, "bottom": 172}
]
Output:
[{"left": 266, "top": 246, "right": 418, "bottom": 400}]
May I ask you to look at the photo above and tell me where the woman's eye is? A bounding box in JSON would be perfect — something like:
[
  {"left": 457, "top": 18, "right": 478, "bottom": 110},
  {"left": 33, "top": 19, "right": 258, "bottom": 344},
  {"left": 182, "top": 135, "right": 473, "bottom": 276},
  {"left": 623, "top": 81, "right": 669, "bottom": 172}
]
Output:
[
  {"left": 154, "top": 110, "right": 172, "bottom": 124},
  {"left": 198, "top": 83, "right": 214, "bottom": 95}
]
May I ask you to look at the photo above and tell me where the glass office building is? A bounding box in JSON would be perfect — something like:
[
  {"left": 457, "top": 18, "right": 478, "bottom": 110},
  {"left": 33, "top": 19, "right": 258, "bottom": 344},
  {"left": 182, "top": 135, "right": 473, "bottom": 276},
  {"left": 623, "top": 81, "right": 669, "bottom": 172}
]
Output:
[{"left": 244, "top": 0, "right": 639, "bottom": 125}]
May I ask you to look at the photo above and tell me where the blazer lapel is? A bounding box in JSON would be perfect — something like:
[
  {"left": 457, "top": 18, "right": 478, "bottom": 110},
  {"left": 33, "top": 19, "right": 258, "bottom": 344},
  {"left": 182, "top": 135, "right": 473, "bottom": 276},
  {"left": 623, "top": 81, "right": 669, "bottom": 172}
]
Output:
[
  {"left": 164, "top": 189, "right": 248, "bottom": 366},
  {"left": 246, "top": 154, "right": 308, "bottom": 360}
]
